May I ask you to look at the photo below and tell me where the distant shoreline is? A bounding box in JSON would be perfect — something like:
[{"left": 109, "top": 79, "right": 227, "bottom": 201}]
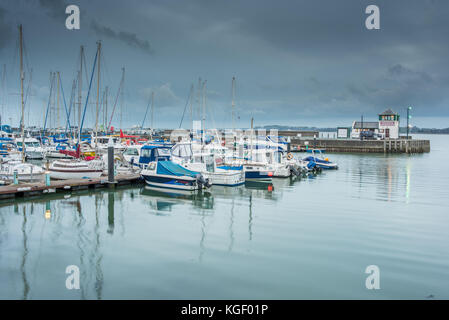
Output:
[{"left": 256, "top": 125, "right": 449, "bottom": 135}]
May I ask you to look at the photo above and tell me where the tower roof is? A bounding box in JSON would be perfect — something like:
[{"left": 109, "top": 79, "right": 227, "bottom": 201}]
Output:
[{"left": 379, "top": 108, "right": 397, "bottom": 116}]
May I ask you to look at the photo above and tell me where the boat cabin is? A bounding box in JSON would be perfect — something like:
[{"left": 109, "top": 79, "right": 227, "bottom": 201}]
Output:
[{"left": 138, "top": 145, "right": 172, "bottom": 167}]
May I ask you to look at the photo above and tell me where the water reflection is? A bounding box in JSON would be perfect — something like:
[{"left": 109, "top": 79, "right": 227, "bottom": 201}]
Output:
[
  {"left": 21, "top": 207, "right": 29, "bottom": 300},
  {"left": 2, "top": 137, "right": 446, "bottom": 300},
  {"left": 141, "top": 186, "right": 214, "bottom": 213},
  {"left": 107, "top": 192, "right": 115, "bottom": 235}
]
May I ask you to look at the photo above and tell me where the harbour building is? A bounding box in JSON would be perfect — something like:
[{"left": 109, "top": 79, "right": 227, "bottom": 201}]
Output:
[{"left": 350, "top": 109, "right": 400, "bottom": 139}]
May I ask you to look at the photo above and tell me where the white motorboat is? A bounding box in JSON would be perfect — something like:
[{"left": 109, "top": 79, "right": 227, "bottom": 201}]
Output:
[
  {"left": 48, "top": 159, "right": 104, "bottom": 180},
  {"left": 138, "top": 145, "right": 210, "bottom": 191},
  {"left": 0, "top": 160, "right": 45, "bottom": 182},
  {"left": 44, "top": 142, "right": 75, "bottom": 159},
  {"left": 122, "top": 144, "right": 143, "bottom": 166},
  {"left": 93, "top": 136, "right": 127, "bottom": 154},
  {"left": 171, "top": 143, "right": 244, "bottom": 186},
  {"left": 15, "top": 137, "right": 45, "bottom": 160}
]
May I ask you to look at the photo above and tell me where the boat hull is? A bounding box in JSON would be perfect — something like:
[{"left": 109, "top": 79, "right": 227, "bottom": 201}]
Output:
[
  {"left": 205, "top": 171, "right": 245, "bottom": 186},
  {"left": 0, "top": 173, "right": 44, "bottom": 182},
  {"left": 244, "top": 170, "right": 272, "bottom": 181},
  {"left": 48, "top": 169, "right": 103, "bottom": 180},
  {"left": 141, "top": 173, "right": 202, "bottom": 191}
]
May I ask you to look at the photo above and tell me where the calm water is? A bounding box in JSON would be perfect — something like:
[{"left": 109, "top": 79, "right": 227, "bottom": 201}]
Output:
[{"left": 1, "top": 134, "right": 448, "bottom": 299}]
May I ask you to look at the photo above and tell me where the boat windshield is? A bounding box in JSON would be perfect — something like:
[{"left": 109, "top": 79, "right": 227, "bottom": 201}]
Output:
[
  {"left": 124, "top": 148, "right": 139, "bottom": 156},
  {"left": 156, "top": 148, "right": 171, "bottom": 157}
]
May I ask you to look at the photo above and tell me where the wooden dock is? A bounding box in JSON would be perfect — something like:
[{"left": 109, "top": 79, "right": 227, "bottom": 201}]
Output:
[{"left": 0, "top": 174, "right": 143, "bottom": 200}]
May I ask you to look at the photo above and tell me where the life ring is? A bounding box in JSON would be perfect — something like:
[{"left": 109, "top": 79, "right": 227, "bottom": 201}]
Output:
[{"left": 286, "top": 152, "right": 293, "bottom": 160}]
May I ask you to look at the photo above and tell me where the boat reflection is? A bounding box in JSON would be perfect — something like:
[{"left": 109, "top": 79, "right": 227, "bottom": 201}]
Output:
[{"left": 141, "top": 186, "right": 214, "bottom": 213}]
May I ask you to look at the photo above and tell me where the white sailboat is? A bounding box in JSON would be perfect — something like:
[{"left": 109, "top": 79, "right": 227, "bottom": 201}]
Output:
[{"left": 0, "top": 25, "right": 45, "bottom": 182}]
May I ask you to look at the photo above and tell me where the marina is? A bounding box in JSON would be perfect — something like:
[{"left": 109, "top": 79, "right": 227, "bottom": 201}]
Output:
[{"left": 1, "top": 0, "right": 448, "bottom": 304}]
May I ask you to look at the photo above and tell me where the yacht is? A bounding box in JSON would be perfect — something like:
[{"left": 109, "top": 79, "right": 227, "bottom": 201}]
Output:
[{"left": 15, "top": 137, "right": 45, "bottom": 160}]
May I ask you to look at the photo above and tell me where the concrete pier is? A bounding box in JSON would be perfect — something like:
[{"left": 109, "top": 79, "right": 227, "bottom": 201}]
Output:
[
  {"left": 291, "top": 138, "right": 430, "bottom": 154},
  {"left": 0, "top": 173, "right": 142, "bottom": 200}
]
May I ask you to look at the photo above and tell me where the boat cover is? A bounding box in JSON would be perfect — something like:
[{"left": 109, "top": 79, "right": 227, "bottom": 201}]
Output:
[
  {"left": 156, "top": 161, "right": 199, "bottom": 177},
  {"left": 217, "top": 165, "right": 243, "bottom": 171},
  {"left": 303, "top": 156, "right": 330, "bottom": 164}
]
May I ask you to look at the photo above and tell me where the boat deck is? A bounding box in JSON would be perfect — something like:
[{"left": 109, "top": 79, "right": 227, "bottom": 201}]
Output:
[{"left": 0, "top": 173, "right": 142, "bottom": 199}]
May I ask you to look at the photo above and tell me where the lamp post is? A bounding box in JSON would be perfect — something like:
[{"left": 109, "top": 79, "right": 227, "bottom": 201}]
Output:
[
  {"left": 360, "top": 114, "right": 364, "bottom": 141},
  {"left": 406, "top": 107, "right": 412, "bottom": 139}
]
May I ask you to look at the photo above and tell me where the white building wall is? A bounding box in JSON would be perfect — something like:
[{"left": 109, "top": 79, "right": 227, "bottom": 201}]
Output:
[{"left": 378, "top": 120, "right": 399, "bottom": 139}]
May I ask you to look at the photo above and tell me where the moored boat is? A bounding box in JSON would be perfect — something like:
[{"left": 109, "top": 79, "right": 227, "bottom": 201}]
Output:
[
  {"left": 48, "top": 159, "right": 104, "bottom": 180},
  {"left": 0, "top": 160, "right": 45, "bottom": 182},
  {"left": 141, "top": 160, "right": 210, "bottom": 191}
]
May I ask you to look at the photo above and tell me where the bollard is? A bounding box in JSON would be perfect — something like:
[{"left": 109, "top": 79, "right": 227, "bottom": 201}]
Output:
[
  {"left": 108, "top": 143, "right": 114, "bottom": 183},
  {"left": 45, "top": 172, "right": 51, "bottom": 186},
  {"left": 13, "top": 169, "right": 18, "bottom": 185}
]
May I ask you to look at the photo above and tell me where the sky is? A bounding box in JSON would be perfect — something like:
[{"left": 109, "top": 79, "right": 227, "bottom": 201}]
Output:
[{"left": 0, "top": 0, "right": 448, "bottom": 129}]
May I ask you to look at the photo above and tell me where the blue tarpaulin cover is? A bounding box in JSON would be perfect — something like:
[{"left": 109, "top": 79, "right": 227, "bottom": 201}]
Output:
[{"left": 156, "top": 161, "right": 199, "bottom": 177}]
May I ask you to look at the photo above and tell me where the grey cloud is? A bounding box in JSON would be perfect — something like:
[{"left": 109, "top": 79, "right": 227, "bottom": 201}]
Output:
[
  {"left": 387, "top": 64, "right": 433, "bottom": 83},
  {"left": 91, "top": 21, "right": 153, "bottom": 55},
  {"left": 38, "top": 0, "right": 67, "bottom": 21},
  {"left": 0, "top": 7, "right": 12, "bottom": 50}
]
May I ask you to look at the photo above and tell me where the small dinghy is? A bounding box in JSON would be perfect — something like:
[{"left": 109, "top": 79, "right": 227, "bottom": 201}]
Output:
[
  {"left": 302, "top": 149, "right": 338, "bottom": 170},
  {"left": 48, "top": 159, "right": 104, "bottom": 180}
]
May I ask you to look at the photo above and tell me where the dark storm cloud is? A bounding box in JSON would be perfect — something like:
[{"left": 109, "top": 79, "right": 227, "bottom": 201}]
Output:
[
  {"left": 36, "top": 0, "right": 153, "bottom": 54},
  {"left": 90, "top": 21, "right": 153, "bottom": 55},
  {"left": 1, "top": 0, "right": 448, "bottom": 128},
  {"left": 0, "top": 7, "right": 12, "bottom": 50},
  {"left": 38, "top": 0, "right": 67, "bottom": 21}
]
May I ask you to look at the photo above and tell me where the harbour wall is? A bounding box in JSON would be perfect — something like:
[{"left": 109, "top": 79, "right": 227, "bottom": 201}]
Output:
[{"left": 291, "top": 138, "right": 430, "bottom": 154}]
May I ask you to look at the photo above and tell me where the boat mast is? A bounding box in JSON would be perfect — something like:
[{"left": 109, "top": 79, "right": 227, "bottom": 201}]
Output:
[
  {"left": 95, "top": 41, "right": 101, "bottom": 147},
  {"left": 197, "top": 77, "right": 201, "bottom": 122},
  {"left": 19, "top": 25, "right": 25, "bottom": 163},
  {"left": 250, "top": 117, "right": 254, "bottom": 162},
  {"left": 1, "top": 64, "right": 6, "bottom": 129},
  {"left": 120, "top": 67, "right": 124, "bottom": 130},
  {"left": 57, "top": 71, "right": 60, "bottom": 132},
  {"left": 104, "top": 86, "right": 108, "bottom": 132},
  {"left": 150, "top": 91, "right": 154, "bottom": 139},
  {"left": 201, "top": 80, "right": 206, "bottom": 145},
  {"left": 189, "top": 84, "right": 194, "bottom": 132},
  {"left": 77, "top": 45, "right": 84, "bottom": 142},
  {"left": 231, "top": 76, "right": 236, "bottom": 131}
]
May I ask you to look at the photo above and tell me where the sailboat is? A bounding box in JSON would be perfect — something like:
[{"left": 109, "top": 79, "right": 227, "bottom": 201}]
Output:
[
  {"left": 0, "top": 25, "right": 45, "bottom": 182},
  {"left": 48, "top": 42, "right": 105, "bottom": 180}
]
